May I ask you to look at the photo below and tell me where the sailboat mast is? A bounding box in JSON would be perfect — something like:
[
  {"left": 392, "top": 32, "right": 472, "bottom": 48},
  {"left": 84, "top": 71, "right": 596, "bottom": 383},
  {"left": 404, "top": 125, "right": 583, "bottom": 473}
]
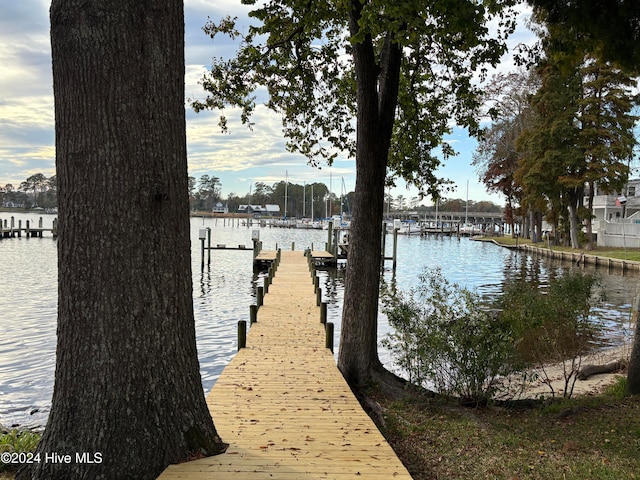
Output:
[
  {"left": 465, "top": 179, "right": 469, "bottom": 225},
  {"left": 284, "top": 171, "right": 288, "bottom": 219}
]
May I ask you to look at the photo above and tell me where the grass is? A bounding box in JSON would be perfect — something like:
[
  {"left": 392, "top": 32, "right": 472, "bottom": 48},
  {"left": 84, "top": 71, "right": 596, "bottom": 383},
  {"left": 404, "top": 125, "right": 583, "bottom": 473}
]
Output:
[
  {"left": 0, "top": 430, "right": 41, "bottom": 477},
  {"left": 480, "top": 235, "right": 640, "bottom": 262},
  {"left": 373, "top": 377, "right": 640, "bottom": 480}
]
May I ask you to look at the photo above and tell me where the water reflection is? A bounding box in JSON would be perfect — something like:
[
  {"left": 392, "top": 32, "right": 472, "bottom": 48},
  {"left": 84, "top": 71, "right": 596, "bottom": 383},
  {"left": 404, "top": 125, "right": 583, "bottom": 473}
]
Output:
[{"left": 0, "top": 213, "right": 637, "bottom": 430}]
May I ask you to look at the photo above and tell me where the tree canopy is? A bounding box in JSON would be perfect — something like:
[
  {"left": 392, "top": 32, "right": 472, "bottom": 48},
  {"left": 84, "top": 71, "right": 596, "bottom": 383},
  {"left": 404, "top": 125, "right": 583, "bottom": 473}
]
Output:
[
  {"left": 527, "top": 0, "right": 640, "bottom": 72},
  {"left": 196, "top": 0, "right": 518, "bottom": 388},
  {"left": 195, "top": 0, "right": 518, "bottom": 196}
]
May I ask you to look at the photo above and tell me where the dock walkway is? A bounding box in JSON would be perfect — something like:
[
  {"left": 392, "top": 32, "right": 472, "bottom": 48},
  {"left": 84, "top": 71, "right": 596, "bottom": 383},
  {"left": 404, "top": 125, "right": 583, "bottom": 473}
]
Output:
[{"left": 160, "top": 250, "right": 411, "bottom": 479}]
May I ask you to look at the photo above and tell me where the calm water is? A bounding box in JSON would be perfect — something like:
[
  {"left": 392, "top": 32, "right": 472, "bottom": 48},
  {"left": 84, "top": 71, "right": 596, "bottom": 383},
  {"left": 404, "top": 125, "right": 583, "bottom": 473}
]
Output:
[{"left": 0, "top": 213, "right": 637, "bottom": 429}]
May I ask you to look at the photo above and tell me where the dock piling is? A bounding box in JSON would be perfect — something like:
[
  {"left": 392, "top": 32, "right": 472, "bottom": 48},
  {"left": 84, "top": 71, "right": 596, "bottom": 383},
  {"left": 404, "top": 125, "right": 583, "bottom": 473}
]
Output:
[
  {"left": 238, "top": 320, "right": 247, "bottom": 350},
  {"left": 257, "top": 286, "right": 264, "bottom": 307},
  {"left": 325, "top": 322, "right": 334, "bottom": 353}
]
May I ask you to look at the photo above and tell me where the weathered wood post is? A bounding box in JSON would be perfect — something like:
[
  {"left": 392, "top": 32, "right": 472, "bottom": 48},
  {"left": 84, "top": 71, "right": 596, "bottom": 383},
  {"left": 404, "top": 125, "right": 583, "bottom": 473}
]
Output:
[
  {"left": 320, "top": 302, "right": 327, "bottom": 325},
  {"left": 316, "top": 287, "right": 322, "bottom": 306},
  {"left": 325, "top": 322, "right": 334, "bottom": 353},
  {"left": 257, "top": 286, "right": 264, "bottom": 307},
  {"left": 52, "top": 218, "right": 58, "bottom": 237},
  {"left": 207, "top": 227, "right": 211, "bottom": 266},
  {"left": 252, "top": 229, "right": 261, "bottom": 259},
  {"left": 264, "top": 275, "right": 269, "bottom": 294},
  {"left": 250, "top": 305, "right": 257, "bottom": 324},
  {"left": 238, "top": 320, "right": 247, "bottom": 350},
  {"left": 393, "top": 226, "right": 399, "bottom": 271},
  {"left": 199, "top": 227, "right": 207, "bottom": 270}
]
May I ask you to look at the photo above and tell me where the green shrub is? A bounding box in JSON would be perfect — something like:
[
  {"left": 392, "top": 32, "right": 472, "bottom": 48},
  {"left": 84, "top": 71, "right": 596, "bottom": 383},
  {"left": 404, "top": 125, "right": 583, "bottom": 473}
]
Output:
[
  {"left": 0, "top": 429, "right": 41, "bottom": 473},
  {"left": 382, "top": 268, "right": 523, "bottom": 405},
  {"left": 496, "top": 270, "right": 604, "bottom": 398}
]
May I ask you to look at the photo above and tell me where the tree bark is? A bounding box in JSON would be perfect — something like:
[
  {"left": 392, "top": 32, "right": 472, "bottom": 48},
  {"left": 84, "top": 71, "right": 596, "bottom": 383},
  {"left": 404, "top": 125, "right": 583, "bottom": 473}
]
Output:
[
  {"left": 585, "top": 181, "right": 595, "bottom": 250},
  {"left": 567, "top": 203, "right": 580, "bottom": 248},
  {"left": 19, "top": 1, "right": 227, "bottom": 478},
  {"left": 338, "top": 2, "right": 402, "bottom": 388},
  {"left": 627, "top": 313, "right": 640, "bottom": 394}
]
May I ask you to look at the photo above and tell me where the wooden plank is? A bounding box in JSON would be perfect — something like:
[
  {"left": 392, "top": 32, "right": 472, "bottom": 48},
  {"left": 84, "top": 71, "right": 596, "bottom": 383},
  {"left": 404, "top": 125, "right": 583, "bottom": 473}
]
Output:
[{"left": 159, "top": 250, "right": 411, "bottom": 479}]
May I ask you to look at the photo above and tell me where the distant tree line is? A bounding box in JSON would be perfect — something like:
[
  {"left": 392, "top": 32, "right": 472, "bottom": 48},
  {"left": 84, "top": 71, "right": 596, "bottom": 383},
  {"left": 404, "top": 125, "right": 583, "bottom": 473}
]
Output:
[
  {"left": 1, "top": 173, "right": 57, "bottom": 209},
  {"left": 189, "top": 175, "right": 353, "bottom": 219},
  {"left": 189, "top": 174, "right": 503, "bottom": 218}
]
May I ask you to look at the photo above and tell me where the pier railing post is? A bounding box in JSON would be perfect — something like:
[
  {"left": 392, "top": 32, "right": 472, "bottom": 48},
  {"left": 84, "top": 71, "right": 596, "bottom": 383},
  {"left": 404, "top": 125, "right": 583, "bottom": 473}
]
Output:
[
  {"left": 257, "top": 286, "right": 264, "bottom": 307},
  {"left": 199, "top": 227, "right": 207, "bottom": 270},
  {"left": 320, "top": 302, "right": 327, "bottom": 324},
  {"left": 393, "top": 227, "right": 399, "bottom": 271},
  {"left": 316, "top": 287, "right": 322, "bottom": 306},
  {"left": 325, "top": 322, "right": 334, "bottom": 353},
  {"left": 238, "top": 320, "right": 247, "bottom": 350},
  {"left": 250, "top": 305, "right": 257, "bottom": 324}
]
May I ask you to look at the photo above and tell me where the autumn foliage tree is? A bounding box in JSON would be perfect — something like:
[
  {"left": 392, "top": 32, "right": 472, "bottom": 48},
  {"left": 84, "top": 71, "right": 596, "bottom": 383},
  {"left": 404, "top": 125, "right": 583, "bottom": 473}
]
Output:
[{"left": 473, "top": 69, "right": 539, "bottom": 235}]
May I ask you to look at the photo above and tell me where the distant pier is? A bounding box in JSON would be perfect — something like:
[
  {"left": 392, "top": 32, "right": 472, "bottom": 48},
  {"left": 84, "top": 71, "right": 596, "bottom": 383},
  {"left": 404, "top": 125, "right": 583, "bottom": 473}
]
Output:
[{"left": 0, "top": 216, "right": 58, "bottom": 239}]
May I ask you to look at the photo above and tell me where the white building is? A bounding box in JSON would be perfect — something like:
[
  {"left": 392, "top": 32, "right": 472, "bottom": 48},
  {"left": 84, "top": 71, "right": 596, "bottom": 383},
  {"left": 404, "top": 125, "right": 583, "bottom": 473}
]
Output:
[
  {"left": 591, "top": 178, "right": 640, "bottom": 247},
  {"left": 213, "top": 202, "right": 229, "bottom": 214}
]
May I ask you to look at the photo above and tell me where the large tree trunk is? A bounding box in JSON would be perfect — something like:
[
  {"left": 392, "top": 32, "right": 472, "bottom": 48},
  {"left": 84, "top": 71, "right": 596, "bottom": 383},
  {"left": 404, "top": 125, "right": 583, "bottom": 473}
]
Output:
[
  {"left": 19, "top": 1, "right": 227, "bottom": 478},
  {"left": 585, "top": 181, "right": 595, "bottom": 250},
  {"left": 627, "top": 295, "right": 640, "bottom": 394},
  {"left": 338, "top": 2, "right": 401, "bottom": 388},
  {"left": 567, "top": 203, "right": 580, "bottom": 248}
]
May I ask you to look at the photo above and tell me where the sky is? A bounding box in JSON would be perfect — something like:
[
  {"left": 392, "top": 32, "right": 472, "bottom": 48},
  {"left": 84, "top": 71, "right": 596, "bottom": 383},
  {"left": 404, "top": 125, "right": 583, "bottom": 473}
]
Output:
[{"left": 0, "top": 0, "right": 536, "bottom": 206}]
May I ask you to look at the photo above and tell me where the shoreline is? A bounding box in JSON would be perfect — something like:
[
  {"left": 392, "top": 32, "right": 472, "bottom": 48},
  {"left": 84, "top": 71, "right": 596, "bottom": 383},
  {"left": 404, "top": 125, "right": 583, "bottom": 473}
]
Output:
[{"left": 512, "top": 344, "right": 630, "bottom": 400}]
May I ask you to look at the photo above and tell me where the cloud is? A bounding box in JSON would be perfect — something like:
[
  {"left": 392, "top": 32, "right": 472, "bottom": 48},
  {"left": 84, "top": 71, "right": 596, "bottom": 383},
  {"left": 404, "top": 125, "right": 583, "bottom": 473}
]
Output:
[{"left": 0, "top": 0, "right": 528, "bottom": 204}]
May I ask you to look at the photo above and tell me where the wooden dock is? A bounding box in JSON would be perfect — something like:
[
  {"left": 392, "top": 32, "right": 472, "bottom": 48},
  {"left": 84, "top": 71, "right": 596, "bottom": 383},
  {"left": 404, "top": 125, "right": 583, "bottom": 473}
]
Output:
[
  {"left": 0, "top": 217, "right": 57, "bottom": 239},
  {"left": 159, "top": 250, "right": 411, "bottom": 479},
  {"left": 254, "top": 249, "right": 336, "bottom": 268}
]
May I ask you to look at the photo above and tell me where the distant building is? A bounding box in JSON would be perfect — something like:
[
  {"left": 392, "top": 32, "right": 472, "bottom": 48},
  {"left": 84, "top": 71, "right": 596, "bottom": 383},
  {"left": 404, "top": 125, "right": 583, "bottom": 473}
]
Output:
[
  {"left": 237, "top": 204, "right": 281, "bottom": 216},
  {"left": 264, "top": 204, "right": 281, "bottom": 216},
  {"left": 589, "top": 178, "right": 640, "bottom": 223},
  {"left": 591, "top": 178, "right": 640, "bottom": 247},
  {"left": 213, "top": 202, "right": 229, "bottom": 214}
]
